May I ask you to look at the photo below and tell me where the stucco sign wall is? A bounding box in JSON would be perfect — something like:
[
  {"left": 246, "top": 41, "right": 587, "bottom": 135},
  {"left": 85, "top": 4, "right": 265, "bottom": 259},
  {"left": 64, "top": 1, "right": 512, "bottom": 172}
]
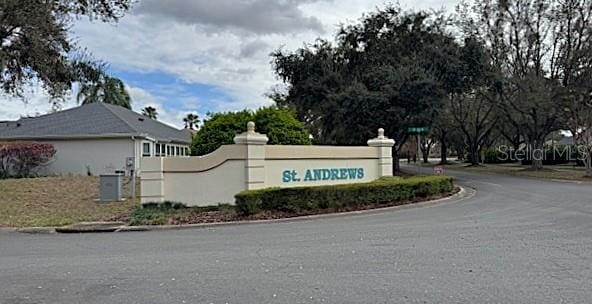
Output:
[{"left": 141, "top": 122, "right": 395, "bottom": 206}]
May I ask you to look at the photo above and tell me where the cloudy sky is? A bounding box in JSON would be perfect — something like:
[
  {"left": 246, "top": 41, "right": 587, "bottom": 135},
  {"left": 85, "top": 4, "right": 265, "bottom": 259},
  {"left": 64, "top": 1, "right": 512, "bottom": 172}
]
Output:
[{"left": 0, "top": 0, "right": 457, "bottom": 128}]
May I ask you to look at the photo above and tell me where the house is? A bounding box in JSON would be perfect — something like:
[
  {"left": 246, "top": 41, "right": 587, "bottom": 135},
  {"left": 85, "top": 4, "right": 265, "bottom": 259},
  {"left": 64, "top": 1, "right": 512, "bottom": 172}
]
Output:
[{"left": 0, "top": 103, "right": 192, "bottom": 176}]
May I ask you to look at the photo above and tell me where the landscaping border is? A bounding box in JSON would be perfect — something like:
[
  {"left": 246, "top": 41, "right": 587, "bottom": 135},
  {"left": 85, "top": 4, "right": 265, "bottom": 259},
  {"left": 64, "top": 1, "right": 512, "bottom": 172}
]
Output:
[{"left": 6, "top": 185, "right": 474, "bottom": 234}]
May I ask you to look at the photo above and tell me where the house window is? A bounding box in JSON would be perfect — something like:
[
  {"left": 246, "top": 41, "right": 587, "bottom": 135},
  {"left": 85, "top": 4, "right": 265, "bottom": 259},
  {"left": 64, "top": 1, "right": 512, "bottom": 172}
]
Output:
[
  {"left": 142, "top": 142, "right": 151, "bottom": 157},
  {"left": 155, "top": 144, "right": 161, "bottom": 156},
  {"left": 161, "top": 144, "right": 166, "bottom": 156},
  {"left": 185, "top": 147, "right": 190, "bottom": 156},
  {"left": 176, "top": 146, "right": 180, "bottom": 156},
  {"left": 166, "top": 145, "right": 172, "bottom": 156}
]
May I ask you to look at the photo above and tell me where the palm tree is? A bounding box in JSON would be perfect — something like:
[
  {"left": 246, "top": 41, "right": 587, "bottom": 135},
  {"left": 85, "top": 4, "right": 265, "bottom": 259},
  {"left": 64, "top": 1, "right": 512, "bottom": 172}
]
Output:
[
  {"left": 183, "top": 113, "right": 200, "bottom": 130},
  {"left": 77, "top": 74, "right": 132, "bottom": 109},
  {"left": 141, "top": 106, "right": 158, "bottom": 119}
]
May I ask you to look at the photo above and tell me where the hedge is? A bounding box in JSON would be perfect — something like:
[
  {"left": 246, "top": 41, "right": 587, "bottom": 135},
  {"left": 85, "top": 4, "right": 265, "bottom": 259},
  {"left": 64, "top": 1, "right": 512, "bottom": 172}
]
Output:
[
  {"left": 520, "top": 145, "right": 572, "bottom": 166},
  {"left": 483, "top": 148, "right": 516, "bottom": 164},
  {"left": 235, "top": 176, "right": 454, "bottom": 215}
]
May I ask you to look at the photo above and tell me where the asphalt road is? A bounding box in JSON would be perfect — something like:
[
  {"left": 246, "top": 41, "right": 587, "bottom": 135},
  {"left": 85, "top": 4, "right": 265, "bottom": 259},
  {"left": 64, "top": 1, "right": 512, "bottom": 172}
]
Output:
[{"left": 1, "top": 166, "right": 592, "bottom": 304}]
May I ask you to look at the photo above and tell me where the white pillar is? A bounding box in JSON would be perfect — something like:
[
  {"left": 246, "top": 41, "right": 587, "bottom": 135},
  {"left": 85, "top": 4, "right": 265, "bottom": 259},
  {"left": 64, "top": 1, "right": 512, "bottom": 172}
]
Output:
[
  {"left": 367, "top": 128, "right": 396, "bottom": 177},
  {"left": 234, "top": 121, "right": 269, "bottom": 190}
]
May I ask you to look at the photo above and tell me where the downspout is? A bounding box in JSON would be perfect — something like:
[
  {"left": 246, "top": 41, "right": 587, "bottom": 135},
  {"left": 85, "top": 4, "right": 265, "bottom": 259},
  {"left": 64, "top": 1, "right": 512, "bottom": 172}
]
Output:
[
  {"left": 131, "top": 135, "right": 137, "bottom": 199},
  {"left": 131, "top": 136, "right": 136, "bottom": 171}
]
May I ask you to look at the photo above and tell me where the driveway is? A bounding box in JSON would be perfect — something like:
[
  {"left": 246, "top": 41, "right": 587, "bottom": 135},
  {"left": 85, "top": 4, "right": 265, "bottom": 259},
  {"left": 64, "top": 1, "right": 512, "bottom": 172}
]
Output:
[{"left": 1, "top": 166, "right": 591, "bottom": 303}]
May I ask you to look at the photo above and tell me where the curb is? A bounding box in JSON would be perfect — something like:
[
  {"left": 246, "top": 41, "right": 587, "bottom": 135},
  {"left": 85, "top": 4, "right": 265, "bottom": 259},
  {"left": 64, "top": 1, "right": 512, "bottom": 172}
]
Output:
[
  {"left": 14, "top": 227, "right": 56, "bottom": 234},
  {"left": 11, "top": 186, "right": 474, "bottom": 234},
  {"left": 54, "top": 221, "right": 126, "bottom": 233}
]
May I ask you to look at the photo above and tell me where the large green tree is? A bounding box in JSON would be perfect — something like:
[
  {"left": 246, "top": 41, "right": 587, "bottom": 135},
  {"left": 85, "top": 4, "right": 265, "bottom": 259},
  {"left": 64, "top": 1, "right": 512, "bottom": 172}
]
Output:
[
  {"left": 77, "top": 74, "right": 132, "bottom": 109},
  {"left": 271, "top": 7, "right": 468, "bottom": 170},
  {"left": 192, "top": 107, "right": 311, "bottom": 156},
  {"left": 0, "top": 0, "right": 132, "bottom": 100}
]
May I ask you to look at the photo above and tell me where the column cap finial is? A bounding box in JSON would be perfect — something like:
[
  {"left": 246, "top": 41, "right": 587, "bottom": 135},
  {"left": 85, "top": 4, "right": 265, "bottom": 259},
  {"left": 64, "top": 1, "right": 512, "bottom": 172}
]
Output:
[
  {"left": 367, "top": 127, "right": 395, "bottom": 147},
  {"left": 247, "top": 121, "right": 255, "bottom": 133},
  {"left": 234, "top": 121, "right": 269, "bottom": 145}
]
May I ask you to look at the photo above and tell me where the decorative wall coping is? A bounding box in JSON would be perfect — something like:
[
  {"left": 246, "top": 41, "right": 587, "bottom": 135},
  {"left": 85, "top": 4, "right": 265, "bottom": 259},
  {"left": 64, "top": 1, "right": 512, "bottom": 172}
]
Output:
[{"left": 265, "top": 145, "right": 378, "bottom": 159}]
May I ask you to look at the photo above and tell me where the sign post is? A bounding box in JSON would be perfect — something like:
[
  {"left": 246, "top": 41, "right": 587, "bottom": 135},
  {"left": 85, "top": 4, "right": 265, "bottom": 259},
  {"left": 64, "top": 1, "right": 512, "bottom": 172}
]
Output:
[{"left": 407, "top": 127, "right": 430, "bottom": 169}]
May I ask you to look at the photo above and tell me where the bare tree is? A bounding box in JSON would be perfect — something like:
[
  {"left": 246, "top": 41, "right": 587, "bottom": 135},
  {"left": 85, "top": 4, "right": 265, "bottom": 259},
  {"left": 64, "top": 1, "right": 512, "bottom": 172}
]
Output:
[{"left": 462, "top": 0, "right": 569, "bottom": 170}]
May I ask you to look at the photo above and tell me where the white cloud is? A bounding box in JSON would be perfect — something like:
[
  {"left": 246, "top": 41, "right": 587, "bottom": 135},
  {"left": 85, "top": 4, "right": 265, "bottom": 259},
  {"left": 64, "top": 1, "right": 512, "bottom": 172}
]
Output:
[
  {"left": 1, "top": 0, "right": 459, "bottom": 123},
  {"left": 0, "top": 88, "right": 78, "bottom": 120},
  {"left": 128, "top": 86, "right": 195, "bottom": 128}
]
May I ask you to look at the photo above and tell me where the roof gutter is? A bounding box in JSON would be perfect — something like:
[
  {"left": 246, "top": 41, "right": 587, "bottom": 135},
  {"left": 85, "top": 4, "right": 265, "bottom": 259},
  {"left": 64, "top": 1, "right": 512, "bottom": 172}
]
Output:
[
  {"left": 0, "top": 133, "right": 191, "bottom": 145},
  {"left": 0, "top": 133, "right": 146, "bottom": 141}
]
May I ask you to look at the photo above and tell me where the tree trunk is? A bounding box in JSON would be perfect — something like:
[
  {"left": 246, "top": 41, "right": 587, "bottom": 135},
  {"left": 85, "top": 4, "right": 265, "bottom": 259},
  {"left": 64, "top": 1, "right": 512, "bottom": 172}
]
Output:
[
  {"left": 456, "top": 144, "right": 465, "bottom": 161},
  {"left": 585, "top": 146, "right": 592, "bottom": 177},
  {"left": 530, "top": 139, "right": 544, "bottom": 170},
  {"left": 467, "top": 143, "right": 480, "bottom": 166},
  {"left": 440, "top": 141, "right": 448, "bottom": 165},
  {"left": 393, "top": 147, "right": 400, "bottom": 173}
]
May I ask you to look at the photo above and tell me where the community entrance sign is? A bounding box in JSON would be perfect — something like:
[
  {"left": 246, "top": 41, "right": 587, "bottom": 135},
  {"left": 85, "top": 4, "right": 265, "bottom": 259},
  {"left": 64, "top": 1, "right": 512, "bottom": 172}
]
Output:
[
  {"left": 282, "top": 167, "right": 365, "bottom": 183},
  {"left": 141, "top": 122, "right": 395, "bottom": 206}
]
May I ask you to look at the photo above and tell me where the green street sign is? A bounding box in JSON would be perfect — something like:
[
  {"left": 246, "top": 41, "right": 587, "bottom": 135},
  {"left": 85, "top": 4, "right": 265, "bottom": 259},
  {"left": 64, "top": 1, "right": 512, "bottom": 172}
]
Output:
[{"left": 407, "top": 126, "right": 430, "bottom": 133}]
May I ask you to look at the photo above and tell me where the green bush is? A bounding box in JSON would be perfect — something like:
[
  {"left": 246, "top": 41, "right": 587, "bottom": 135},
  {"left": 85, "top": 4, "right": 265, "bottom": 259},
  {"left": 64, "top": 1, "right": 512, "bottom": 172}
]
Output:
[
  {"left": 520, "top": 145, "right": 571, "bottom": 166},
  {"left": 483, "top": 148, "right": 515, "bottom": 164},
  {"left": 192, "top": 107, "right": 311, "bottom": 155},
  {"left": 234, "top": 176, "right": 454, "bottom": 215}
]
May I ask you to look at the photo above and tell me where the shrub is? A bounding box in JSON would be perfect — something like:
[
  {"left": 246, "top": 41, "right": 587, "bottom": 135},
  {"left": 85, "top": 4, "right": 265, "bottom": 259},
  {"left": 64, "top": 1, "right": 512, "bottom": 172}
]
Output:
[
  {"left": 0, "top": 142, "right": 56, "bottom": 178},
  {"left": 191, "top": 107, "right": 311, "bottom": 156},
  {"left": 483, "top": 148, "right": 515, "bottom": 164},
  {"left": 235, "top": 175, "right": 454, "bottom": 215},
  {"left": 520, "top": 145, "right": 571, "bottom": 166}
]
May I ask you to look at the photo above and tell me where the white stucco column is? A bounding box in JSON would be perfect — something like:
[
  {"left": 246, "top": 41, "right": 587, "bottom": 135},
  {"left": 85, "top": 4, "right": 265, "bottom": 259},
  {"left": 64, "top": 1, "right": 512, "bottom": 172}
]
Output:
[
  {"left": 367, "top": 128, "right": 395, "bottom": 177},
  {"left": 234, "top": 121, "right": 269, "bottom": 190},
  {"left": 140, "top": 157, "right": 165, "bottom": 203}
]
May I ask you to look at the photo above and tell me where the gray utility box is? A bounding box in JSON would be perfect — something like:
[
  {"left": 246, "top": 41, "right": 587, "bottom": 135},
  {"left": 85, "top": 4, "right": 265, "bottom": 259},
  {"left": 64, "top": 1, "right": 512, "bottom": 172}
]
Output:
[{"left": 100, "top": 174, "right": 123, "bottom": 202}]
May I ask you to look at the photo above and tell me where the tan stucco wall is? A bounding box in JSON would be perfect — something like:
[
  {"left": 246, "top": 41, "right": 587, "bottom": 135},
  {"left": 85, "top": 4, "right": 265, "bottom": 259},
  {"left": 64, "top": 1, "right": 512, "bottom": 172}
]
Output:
[
  {"left": 265, "top": 145, "right": 379, "bottom": 159},
  {"left": 140, "top": 144, "right": 391, "bottom": 206},
  {"left": 162, "top": 145, "right": 246, "bottom": 172},
  {"left": 163, "top": 160, "right": 246, "bottom": 206},
  {"left": 264, "top": 159, "right": 379, "bottom": 188},
  {"left": 141, "top": 146, "right": 248, "bottom": 206},
  {"left": 264, "top": 145, "right": 379, "bottom": 187}
]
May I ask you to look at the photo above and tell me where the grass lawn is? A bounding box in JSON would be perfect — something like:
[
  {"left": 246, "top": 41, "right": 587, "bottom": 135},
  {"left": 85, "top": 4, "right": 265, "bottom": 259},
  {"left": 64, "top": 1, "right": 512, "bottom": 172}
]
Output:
[
  {"left": 0, "top": 176, "right": 139, "bottom": 227},
  {"left": 415, "top": 161, "right": 592, "bottom": 182}
]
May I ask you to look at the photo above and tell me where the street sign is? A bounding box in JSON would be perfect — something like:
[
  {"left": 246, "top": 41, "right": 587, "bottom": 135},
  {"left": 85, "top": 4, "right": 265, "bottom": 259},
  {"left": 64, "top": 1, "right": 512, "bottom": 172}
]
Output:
[
  {"left": 433, "top": 165, "right": 444, "bottom": 175},
  {"left": 407, "top": 126, "right": 430, "bottom": 134}
]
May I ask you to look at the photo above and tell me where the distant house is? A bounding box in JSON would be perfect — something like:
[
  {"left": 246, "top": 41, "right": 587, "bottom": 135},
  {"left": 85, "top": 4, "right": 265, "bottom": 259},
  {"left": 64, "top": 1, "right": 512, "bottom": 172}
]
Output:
[{"left": 0, "top": 103, "right": 192, "bottom": 176}]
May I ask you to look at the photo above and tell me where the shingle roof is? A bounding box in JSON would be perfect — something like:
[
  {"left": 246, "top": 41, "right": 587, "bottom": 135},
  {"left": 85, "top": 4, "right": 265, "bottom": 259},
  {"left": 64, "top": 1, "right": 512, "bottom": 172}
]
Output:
[{"left": 0, "top": 103, "right": 192, "bottom": 144}]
